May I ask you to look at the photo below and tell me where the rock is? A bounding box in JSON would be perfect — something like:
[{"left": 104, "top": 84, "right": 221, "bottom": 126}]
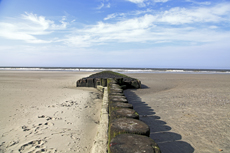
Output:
[
  {"left": 109, "top": 92, "right": 124, "bottom": 96},
  {"left": 87, "top": 78, "right": 94, "bottom": 87},
  {"left": 110, "top": 134, "right": 161, "bottom": 153},
  {"left": 94, "top": 78, "right": 102, "bottom": 87},
  {"left": 109, "top": 118, "right": 150, "bottom": 141},
  {"left": 101, "top": 78, "right": 107, "bottom": 87},
  {"left": 76, "top": 78, "right": 87, "bottom": 87},
  {"left": 110, "top": 102, "right": 133, "bottom": 109},
  {"left": 109, "top": 97, "right": 128, "bottom": 103},
  {"left": 111, "top": 84, "right": 122, "bottom": 89},
  {"left": 109, "top": 95, "right": 127, "bottom": 100},
  {"left": 76, "top": 71, "right": 141, "bottom": 88},
  {"left": 110, "top": 108, "right": 139, "bottom": 121},
  {"left": 109, "top": 88, "right": 123, "bottom": 93}
]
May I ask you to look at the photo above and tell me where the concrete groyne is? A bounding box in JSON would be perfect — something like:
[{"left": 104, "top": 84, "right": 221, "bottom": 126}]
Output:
[
  {"left": 76, "top": 71, "right": 161, "bottom": 153},
  {"left": 76, "top": 71, "right": 141, "bottom": 89}
]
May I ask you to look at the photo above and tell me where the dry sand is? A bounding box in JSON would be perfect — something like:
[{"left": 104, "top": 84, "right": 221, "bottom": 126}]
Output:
[
  {"left": 0, "top": 71, "right": 102, "bottom": 153},
  {"left": 124, "top": 73, "right": 230, "bottom": 153},
  {"left": 1, "top": 71, "right": 229, "bottom": 153}
]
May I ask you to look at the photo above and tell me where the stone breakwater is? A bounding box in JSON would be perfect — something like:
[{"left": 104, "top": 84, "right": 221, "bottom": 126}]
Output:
[
  {"left": 76, "top": 71, "right": 161, "bottom": 153},
  {"left": 76, "top": 71, "right": 141, "bottom": 89}
]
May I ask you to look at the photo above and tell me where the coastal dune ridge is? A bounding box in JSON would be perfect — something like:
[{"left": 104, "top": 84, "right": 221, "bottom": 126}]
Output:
[{"left": 0, "top": 70, "right": 230, "bottom": 153}]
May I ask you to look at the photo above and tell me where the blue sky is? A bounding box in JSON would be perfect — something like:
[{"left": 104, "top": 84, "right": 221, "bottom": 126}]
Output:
[{"left": 0, "top": 0, "right": 230, "bottom": 69}]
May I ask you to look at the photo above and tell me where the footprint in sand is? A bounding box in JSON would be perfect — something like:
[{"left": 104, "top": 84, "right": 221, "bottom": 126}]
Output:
[
  {"left": 38, "top": 115, "right": 62, "bottom": 121},
  {"left": 60, "top": 100, "right": 78, "bottom": 107},
  {"left": 0, "top": 140, "right": 19, "bottom": 150},
  {"left": 22, "top": 115, "right": 61, "bottom": 137},
  {"left": 23, "top": 122, "right": 54, "bottom": 137},
  {"left": 22, "top": 125, "right": 30, "bottom": 131},
  {"left": 18, "top": 138, "right": 57, "bottom": 153}
]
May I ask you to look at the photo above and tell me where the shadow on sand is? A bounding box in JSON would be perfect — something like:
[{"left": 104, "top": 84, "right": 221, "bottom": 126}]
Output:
[{"left": 124, "top": 85, "right": 194, "bottom": 153}]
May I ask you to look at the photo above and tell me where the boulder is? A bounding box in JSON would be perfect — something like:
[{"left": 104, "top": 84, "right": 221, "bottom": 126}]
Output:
[
  {"left": 110, "top": 102, "right": 133, "bottom": 109},
  {"left": 109, "top": 118, "right": 150, "bottom": 141},
  {"left": 110, "top": 108, "right": 139, "bottom": 121},
  {"left": 109, "top": 97, "right": 128, "bottom": 103},
  {"left": 110, "top": 134, "right": 161, "bottom": 153}
]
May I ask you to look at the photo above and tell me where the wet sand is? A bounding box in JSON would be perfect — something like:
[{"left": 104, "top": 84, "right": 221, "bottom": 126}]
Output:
[
  {"left": 124, "top": 73, "right": 230, "bottom": 153},
  {"left": 0, "top": 71, "right": 102, "bottom": 153}
]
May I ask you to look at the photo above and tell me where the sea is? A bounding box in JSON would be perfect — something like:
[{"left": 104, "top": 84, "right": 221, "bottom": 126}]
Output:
[{"left": 0, "top": 67, "right": 230, "bottom": 74}]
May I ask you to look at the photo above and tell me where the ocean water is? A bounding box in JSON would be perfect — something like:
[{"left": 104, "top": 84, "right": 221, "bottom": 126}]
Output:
[{"left": 0, "top": 67, "right": 230, "bottom": 74}]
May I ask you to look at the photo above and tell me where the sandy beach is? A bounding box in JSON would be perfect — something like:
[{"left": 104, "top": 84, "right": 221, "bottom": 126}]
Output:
[
  {"left": 0, "top": 71, "right": 102, "bottom": 153},
  {"left": 1, "top": 71, "right": 230, "bottom": 153},
  {"left": 124, "top": 73, "right": 230, "bottom": 153}
]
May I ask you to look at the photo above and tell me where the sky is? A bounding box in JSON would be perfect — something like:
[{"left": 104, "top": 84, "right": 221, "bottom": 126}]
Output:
[{"left": 0, "top": 0, "right": 230, "bottom": 69}]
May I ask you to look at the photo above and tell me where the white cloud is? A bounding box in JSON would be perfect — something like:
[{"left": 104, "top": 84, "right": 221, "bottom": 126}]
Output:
[
  {"left": 186, "top": 0, "right": 211, "bottom": 5},
  {"left": 209, "top": 25, "right": 218, "bottom": 29},
  {"left": 1, "top": 3, "right": 230, "bottom": 48},
  {"left": 126, "top": 0, "right": 168, "bottom": 7},
  {"left": 106, "top": 3, "right": 111, "bottom": 8},
  {"left": 65, "top": 15, "right": 155, "bottom": 47},
  {"left": 0, "top": 12, "right": 67, "bottom": 43},
  {"left": 0, "top": 22, "right": 50, "bottom": 43},
  {"left": 104, "top": 13, "right": 118, "bottom": 20},
  {"left": 104, "top": 9, "right": 152, "bottom": 21},
  {"left": 97, "top": 3, "right": 105, "bottom": 9},
  {"left": 126, "top": 0, "right": 145, "bottom": 3},
  {"left": 65, "top": 3, "right": 230, "bottom": 47},
  {"left": 97, "top": 1, "right": 111, "bottom": 9},
  {"left": 22, "top": 12, "right": 67, "bottom": 30},
  {"left": 126, "top": 0, "right": 146, "bottom": 7},
  {"left": 154, "top": 0, "right": 168, "bottom": 2},
  {"left": 156, "top": 3, "right": 230, "bottom": 24}
]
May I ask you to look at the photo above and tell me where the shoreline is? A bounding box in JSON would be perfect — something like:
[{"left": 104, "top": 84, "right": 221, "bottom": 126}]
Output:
[{"left": 0, "top": 68, "right": 230, "bottom": 75}]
